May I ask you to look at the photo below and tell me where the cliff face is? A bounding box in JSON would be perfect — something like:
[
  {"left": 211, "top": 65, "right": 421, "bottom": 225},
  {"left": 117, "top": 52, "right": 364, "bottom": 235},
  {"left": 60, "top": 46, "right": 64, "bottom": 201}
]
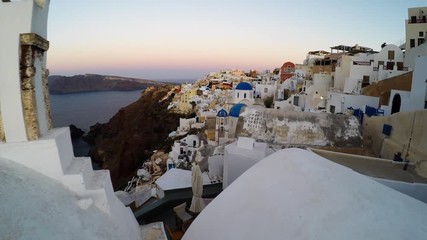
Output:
[
  {"left": 86, "top": 85, "right": 191, "bottom": 189},
  {"left": 48, "top": 74, "right": 164, "bottom": 94}
]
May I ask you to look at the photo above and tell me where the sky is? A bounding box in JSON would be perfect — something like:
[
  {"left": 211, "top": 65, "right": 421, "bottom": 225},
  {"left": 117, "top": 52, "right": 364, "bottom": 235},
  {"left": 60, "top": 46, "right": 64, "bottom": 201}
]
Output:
[{"left": 47, "top": 0, "right": 426, "bottom": 81}]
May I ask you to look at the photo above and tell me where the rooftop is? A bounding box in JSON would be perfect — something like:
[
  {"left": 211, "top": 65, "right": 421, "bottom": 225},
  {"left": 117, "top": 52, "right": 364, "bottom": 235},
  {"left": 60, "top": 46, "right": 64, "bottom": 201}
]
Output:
[
  {"left": 235, "top": 82, "right": 253, "bottom": 91},
  {"left": 183, "top": 148, "right": 427, "bottom": 240}
]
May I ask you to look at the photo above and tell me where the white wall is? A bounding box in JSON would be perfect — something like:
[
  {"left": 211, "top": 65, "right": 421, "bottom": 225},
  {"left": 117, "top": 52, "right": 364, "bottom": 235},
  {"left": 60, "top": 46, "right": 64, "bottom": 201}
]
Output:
[
  {"left": 381, "top": 90, "right": 411, "bottom": 116},
  {"left": 234, "top": 89, "right": 254, "bottom": 104},
  {"left": 382, "top": 56, "right": 427, "bottom": 114},
  {"left": 409, "top": 56, "right": 427, "bottom": 109},
  {"left": 305, "top": 87, "right": 327, "bottom": 111},
  {"left": 333, "top": 55, "right": 352, "bottom": 91},
  {"left": 326, "top": 91, "right": 380, "bottom": 114},
  {"left": 312, "top": 73, "right": 331, "bottom": 90},
  {"left": 255, "top": 84, "right": 276, "bottom": 99},
  {"left": 208, "top": 155, "right": 224, "bottom": 181},
  {"left": 0, "top": 0, "right": 50, "bottom": 142},
  {"left": 223, "top": 139, "right": 268, "bottom": 189},
  {"left": 344, "top": 53, "right": 375, "bottom": 94},
  {"left": 374, "top": 45, "right": 404, "bottom": 66},
  {"left": 404, "top": 43, "right": 427, "bottom": 69}
]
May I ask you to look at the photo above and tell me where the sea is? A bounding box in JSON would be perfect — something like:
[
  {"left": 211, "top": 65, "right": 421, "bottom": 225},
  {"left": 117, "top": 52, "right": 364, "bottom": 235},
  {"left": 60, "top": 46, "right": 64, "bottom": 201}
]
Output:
[{"left": 50, "top": 90, "right": 143, "bottom": 156}]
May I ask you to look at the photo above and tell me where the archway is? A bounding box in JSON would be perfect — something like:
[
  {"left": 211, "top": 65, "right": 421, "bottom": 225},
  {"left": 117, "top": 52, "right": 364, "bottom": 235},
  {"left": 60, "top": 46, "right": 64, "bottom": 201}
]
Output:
[{"left": 391, "top": 93, "right": 401, "bottom": 114}]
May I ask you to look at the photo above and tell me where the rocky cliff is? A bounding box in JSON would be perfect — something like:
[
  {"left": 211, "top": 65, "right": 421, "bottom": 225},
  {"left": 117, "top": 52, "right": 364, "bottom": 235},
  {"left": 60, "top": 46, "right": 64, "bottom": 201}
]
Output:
[
  {"left": 85, "top": 85, "right": 193, "bottom": 189},
  {"left": 48, "top": 74, "right": 164, "bottom": 94}
]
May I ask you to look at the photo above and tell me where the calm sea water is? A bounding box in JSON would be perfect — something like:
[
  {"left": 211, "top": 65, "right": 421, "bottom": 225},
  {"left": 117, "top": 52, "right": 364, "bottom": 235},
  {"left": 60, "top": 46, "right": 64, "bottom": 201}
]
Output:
[
  {"left": 50, "top": 90, "right": 142, "bottom": 131},
  {"left": 50, "top": 90, "right": 142, "bottom": 156}
]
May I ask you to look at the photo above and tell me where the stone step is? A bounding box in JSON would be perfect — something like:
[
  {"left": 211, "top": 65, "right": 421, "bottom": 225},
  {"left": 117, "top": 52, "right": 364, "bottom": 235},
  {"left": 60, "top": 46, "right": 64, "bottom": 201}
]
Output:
[
  {"left": 86, "top": 170, "right": 111, "bottom": 190},
  {"left": 84, "top": 170, "right": 116, "bottom": 212},
  {"left": 61, "top": 157, "right": 94, "bottom": 193},
  {"left": 66, "top": 157, "right": 94, "bottom": 181}
]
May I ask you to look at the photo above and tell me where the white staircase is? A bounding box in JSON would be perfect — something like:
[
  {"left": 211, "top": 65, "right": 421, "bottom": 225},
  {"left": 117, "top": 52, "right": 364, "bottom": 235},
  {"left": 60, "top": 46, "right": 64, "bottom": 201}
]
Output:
[{"left": 0, "top": 127, "right": 142, "bottom": 239}]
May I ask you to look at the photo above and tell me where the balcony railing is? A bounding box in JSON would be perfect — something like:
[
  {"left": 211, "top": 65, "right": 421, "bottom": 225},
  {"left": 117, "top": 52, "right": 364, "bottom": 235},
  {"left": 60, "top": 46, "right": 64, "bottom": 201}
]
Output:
[{"left": 408, "top": 18, "right": 427, "bottom": 24}]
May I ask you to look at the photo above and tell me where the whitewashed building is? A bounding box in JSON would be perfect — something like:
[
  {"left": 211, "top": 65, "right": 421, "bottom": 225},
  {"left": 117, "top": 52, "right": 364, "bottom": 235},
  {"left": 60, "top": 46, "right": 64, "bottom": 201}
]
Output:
[
  {"left": 381, "top": 56, "right": 427, "bottom": 115},
  {"left": 233, "top": 82, "right": 255, "bottom": 104},
  {"left": 222, "top": 137, "right": 270, "bottom": 189}
]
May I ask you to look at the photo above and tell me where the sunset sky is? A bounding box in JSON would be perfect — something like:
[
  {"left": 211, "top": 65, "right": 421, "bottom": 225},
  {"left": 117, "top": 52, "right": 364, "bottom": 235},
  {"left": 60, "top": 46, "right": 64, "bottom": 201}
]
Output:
[{"left": 47, "top": 0, "right": 424, "bottom": 81}]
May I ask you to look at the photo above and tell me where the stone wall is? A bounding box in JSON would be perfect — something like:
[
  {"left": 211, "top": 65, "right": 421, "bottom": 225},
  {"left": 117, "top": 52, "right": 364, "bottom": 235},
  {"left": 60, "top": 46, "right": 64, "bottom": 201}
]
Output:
[
  {"left": 238, "top": 108, "right": 363, "bottom": 147},
  {"left": 20, "top": 33, "right": 50, "bottom": 140},
  {"left": 363, "top": 109, "right": 427, "bottom": 177}
]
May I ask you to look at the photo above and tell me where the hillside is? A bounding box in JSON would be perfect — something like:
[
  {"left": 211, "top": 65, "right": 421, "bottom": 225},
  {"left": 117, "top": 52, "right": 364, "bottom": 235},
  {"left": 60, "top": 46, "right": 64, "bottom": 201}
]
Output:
[
  {"left": 48, "top": 74, "right": 164, "bottom": 94},
  {"left": 84, "top": 85, "right": 194, "bottom": 189}
]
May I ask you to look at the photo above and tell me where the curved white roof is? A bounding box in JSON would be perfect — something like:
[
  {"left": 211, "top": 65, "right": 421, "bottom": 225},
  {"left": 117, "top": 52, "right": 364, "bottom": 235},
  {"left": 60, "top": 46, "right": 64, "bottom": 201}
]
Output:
[
  {"left": 184, "top": 148, "right": 427, "bottom": 240},
  {"left": 0, "top": 157, "right": 133, "bottom": 240}
]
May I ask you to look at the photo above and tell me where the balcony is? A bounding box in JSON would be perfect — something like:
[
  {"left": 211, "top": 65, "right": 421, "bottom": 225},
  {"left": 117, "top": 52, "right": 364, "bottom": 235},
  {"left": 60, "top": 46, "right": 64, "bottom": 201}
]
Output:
[{"left": 408, "top": 17, "right": 427, "bottom": 24}]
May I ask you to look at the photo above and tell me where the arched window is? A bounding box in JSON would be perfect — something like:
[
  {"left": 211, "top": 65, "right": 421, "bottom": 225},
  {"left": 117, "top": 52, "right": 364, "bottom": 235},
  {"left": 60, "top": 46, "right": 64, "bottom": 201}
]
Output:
[{"left": 244, "top": 93, "right": 247, "bottom": 98}]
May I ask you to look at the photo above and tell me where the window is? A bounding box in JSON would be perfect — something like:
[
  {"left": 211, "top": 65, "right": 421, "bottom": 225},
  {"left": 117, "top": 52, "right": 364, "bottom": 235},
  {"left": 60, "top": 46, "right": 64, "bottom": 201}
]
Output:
[
  {"left": 397, "top": 62, "right": 404, "bottom": 71},
  {"left": 330, "top": 105, "right": 335, "bottom": 114},
  {"left": 410, "top": 39, "right": 415, "bottom": 48},
  {"left": 362, "top": 76, "right": 370, "bottom": 88},
  {"left": 388, "top": 50, "right": 395, "bottom": 60},
  {"left": 237, "top": 92, "right": 240, "bottom": 98},
  {"left": 418, "top": 38, "right": 425, "bottom": 46},
  {"left": 386, "top": 61, "right": 395, "bottom": 70},
  {"left": 378, "top": 61, "right": 384, "bottom": 68},
  {"left": 420, "top": 31, "right": 424, "bottom": 37},
  {"left": 411, "top": 16, "right": 417, "bottom": 23},
  {"left": 244, "top": 93, "right": 247, "bottom": 98},
  {"left": 294, "top": 96, "right": 299, "bottom": 106}
]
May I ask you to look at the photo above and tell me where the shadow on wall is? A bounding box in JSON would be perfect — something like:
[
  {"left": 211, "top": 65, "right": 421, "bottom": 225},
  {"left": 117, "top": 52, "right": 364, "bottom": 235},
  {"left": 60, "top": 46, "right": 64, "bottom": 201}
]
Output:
[{"left": 363, "top": 109, "right": 427, "bottom": 177}]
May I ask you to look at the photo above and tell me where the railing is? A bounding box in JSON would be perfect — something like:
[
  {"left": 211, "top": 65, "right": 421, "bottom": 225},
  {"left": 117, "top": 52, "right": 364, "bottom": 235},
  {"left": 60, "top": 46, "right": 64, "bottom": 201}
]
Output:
[{"left": 408, "top": 18, "right": 427, "bottom": 24}]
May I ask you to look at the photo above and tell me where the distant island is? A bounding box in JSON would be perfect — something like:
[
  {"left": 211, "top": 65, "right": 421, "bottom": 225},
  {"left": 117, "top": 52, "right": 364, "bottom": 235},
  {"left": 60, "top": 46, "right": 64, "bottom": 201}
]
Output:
[{"left": 48, "top": 74, "right": 165, "bottom": 94}]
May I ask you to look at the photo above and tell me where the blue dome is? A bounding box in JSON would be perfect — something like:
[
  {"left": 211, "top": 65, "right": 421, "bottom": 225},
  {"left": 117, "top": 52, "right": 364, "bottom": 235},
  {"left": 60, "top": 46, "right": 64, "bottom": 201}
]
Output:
[
  {"left": 217, "top": 109, "right": 228, "bottom": 117},
  {"left": 229, "top": 103, "right": 246, "bottom": 117},
  {"left": 235, "top": 82, "right": 253, "bottom": 90}
]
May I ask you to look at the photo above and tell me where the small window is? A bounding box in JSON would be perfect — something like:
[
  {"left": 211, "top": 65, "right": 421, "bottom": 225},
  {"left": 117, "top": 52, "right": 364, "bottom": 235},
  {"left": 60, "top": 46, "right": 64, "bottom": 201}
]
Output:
[
  {"left": 386, "top": 62, "right": 395, "bottom": 70},
  {"left": 378, "top": 61, "right": 384, "bottom": 68},
  {"left": 420, "top": 31, "right": 424, "bottom": 37},
  {"left": 362, "top": 76, "right": 370, "bottom": 88},
  {"left": 330, "top": 105, "right": 336, "bottom": 114},
  {"left": 244, "top": 93, "right": 247, "bottom": 98},
  {"left": 294, "top": 96, "right": 299, "bottom": 106},
  {"left": 237, "top": 92, "right": 240, "bottom": 98},
  {"left": 411, "top": 16, "right": 417, "bottom": 23},
  {"left": 410, "top": 39, "right": 415, "bottom": 48},
  {"left": 418, "top": 38, "right": 425, "bottom": 46},
  {"left": 388, "top": 50, "right": 395, "bottom": 60}
]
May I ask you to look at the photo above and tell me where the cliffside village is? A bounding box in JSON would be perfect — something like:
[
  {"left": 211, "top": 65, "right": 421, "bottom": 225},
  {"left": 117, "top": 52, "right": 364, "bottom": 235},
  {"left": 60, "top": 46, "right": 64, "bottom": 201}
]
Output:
[
  {"left": 2, "top": 1, "right": 427, "bottom": 239},
  {"left": 118, "top": 7, "right": 427, "bottom": 215}
]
